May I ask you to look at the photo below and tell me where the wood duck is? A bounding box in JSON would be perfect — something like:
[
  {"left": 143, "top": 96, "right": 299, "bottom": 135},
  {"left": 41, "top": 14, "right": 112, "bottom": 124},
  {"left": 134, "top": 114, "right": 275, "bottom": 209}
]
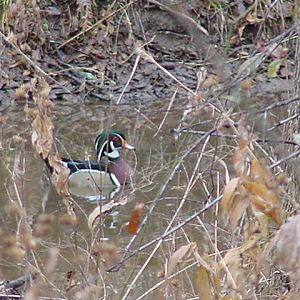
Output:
[{"left": 60, "top": 130, "right": 135, "bottom": 198}]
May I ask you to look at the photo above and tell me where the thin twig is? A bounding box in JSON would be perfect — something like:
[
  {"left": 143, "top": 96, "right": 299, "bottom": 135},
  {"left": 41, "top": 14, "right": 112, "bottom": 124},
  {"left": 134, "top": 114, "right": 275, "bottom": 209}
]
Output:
[
  {"left": 136, "top": 261, "right": 198, "bottom": 300},
  {"left": 116, "top": 52, "right": 141, "bottom": 104},
  {"left": 107, "top": 127, "right": 217, "bottom": 273},
  {"left": 0, "top": 31, "right": 72, "bottom": 95},
  {"left": 153, "top": 87, "right": 178, "bottom": 136},
  {"left": 121, "top": 135, "right": 211, "bottom": 298},
  {"left": 179, "top": 129, "right": 299, "bottom": 146},
  {"left": 147, "top": 0, "right": 208, "bottom": 36},
  {"left": 138, "top": 48, "right": 196, "bottom": 95},
  {"left": 257, "top": 96, "right": 300, "bottom": 113},
  {"left": 58, "top": 0, "right": 138, "bottom": 49},
  {"left": 108, "top": 195, "right": 222, "bottom": 273},
  {"left": 270, "top": 148, "right": 300, "bottom": 169},
  {"left": 267, "top": 111, "right": 300, "bottom": 131}
]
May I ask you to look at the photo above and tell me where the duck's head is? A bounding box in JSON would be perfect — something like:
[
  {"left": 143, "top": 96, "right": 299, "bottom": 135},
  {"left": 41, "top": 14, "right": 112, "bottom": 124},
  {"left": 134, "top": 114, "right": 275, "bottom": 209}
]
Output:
[{"left": 95, "top": 130, "right": 135, "bottom": 161}]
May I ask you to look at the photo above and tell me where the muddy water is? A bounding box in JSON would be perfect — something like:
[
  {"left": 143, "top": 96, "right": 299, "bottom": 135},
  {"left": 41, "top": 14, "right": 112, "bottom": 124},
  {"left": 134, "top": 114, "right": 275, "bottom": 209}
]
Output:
[{"left": 0, "top": 100, "right": 212, "bottom": 298}]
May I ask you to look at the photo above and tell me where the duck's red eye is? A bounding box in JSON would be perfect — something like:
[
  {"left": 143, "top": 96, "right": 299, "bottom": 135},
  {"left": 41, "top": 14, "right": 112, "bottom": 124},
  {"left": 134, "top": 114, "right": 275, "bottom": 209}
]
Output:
[{"left": 113, "top": 136, "right": 119, "bottom": 142}]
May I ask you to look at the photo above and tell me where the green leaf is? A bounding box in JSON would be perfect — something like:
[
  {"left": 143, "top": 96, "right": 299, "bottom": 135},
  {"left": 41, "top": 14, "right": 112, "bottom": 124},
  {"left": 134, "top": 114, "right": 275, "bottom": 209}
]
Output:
[{"left": 267, "top": 58, "right": 283, "bottom": 78}]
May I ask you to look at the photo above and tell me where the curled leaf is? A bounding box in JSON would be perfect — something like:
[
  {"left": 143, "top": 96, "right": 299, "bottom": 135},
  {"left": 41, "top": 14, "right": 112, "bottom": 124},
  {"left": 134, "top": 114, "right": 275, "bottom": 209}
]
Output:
[
  {"left": 88, "top": 200, "right": 123, "bottom": 229},
  {"left": 167, "top": 243, "right": 196, "bottom": 277}
]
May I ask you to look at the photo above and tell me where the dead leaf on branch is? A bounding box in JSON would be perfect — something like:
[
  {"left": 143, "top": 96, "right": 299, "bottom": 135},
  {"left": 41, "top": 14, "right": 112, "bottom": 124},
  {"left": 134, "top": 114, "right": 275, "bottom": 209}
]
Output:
[
  {"left": 194, "top": 265, "right": 213, "bottom": 300},
  {"left": 229, "top": 191, "right": 250, "bottom": 230},
  {"left": 221, "top": 177, "right": 240, "bottom": 221},
  {"left": 221, "top": 177, "right": 251, "bottom": 230},
  {"left": 243, "top": 159, "right": 282, "bottom": 225},
  {"left": 48, "top": 154, "right": 75, "bottom": 216},
  {"left": 223, "top": 119, "right": 283, "bottom": 228},
  {"left": 193, "top": 251, "right": 220, "bottom": 299},
  {"left": 28, "top": 78, "right": 75, "bottom": 216},
  {"left": 244, "top": 181, "right": 282, "bottom": 225},
  {"left": 28, "top": 79, "right": 54, "bottom": 159},
  {"left": 250, "top": 159, "right": 273, "bottom": 183},
  {"left": 166, "top": 242, "right": 197, "bottom": 277},
  {"left": 32, "top": 112, "right": 54, "bottom": 159},
  {"left": 217, "top": 238, "right": 258, "bottom": 297},
  {"left": 128, "top": 203, "right": 145, "bottom": 235},
  {"left": 88, "top": 198, "right": 128, "bottom": 229},
  {"left": 48, "top": 154, "right": 70, "bottom": 197},
  {"left": 231, "top": 119, "right": 251, "bottom": 177}
]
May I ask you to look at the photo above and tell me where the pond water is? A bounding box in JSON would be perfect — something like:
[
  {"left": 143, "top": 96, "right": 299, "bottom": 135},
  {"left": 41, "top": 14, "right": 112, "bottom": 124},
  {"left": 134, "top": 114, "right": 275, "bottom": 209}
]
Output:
[{"left": 0, "top": 99, "right": 215, "bottom": 298}]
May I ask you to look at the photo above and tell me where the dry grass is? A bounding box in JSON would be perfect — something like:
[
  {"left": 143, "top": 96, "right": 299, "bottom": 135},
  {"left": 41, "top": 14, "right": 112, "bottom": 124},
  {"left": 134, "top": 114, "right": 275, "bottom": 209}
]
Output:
[{"left": 0, "top": 0, "right": 300, "bottom": 299}]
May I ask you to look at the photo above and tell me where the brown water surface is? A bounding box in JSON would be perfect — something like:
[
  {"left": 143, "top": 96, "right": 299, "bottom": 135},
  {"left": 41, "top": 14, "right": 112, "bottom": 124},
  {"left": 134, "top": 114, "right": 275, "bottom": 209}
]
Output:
[{"left": 0, "top": 100, "right": 219, "bottom": 298}]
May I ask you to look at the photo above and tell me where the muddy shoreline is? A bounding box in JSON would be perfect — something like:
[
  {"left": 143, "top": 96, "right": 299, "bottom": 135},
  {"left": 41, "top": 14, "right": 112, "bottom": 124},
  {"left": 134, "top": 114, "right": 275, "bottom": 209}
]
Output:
[{"left": 0, "top": 1, "right": 294, "bottom": 106}]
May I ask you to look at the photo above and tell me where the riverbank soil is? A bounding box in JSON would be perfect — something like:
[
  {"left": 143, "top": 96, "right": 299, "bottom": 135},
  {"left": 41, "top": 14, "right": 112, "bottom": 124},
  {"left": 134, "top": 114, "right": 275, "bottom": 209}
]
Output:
[{"left": 1, "top": 1, "right": 300, "bottom": 299}]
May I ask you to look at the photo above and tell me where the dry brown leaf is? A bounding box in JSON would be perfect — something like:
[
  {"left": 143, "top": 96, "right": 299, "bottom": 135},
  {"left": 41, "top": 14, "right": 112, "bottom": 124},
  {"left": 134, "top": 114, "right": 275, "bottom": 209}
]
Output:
[
  {"left": 231, "top": 119, "right": 250, "bottom": 176},
  {"left": 30, "top": 80, "right": 54, "bottom": 159},
  {"left": 128, "top": 203, "right": 145, "bottom": 235},
  {"left": 202, "top": 74, "right": 219, "bottom": 89},
  {"left": 193, "top": 251, "right": 215, "bottom": 273},
  {"left": 26, "top": 79, "right": 75, "bottom": 215},
  {"left": 228, "top": 191, "right": 250, "bottom": 230},
  {"left": 250, "top": 159, "right": 273, "bottom": 183},
  {"left": 48, "top": 154, "right": 75, "bottom": 216},
  {"left": 239, "top": 79, "right": 252, "bottom": 92},
  {"left": 220, "top": 248, "right": 240, "bottom": 268},
  {"left": 232, "top": 146, "right": 248, "bottom": 177},
  {"left": 218, "top": 244, "right": 253, "bottom": 297},
  {"left": 245, "top": 13, "right": 263, "bottom": 24},
  {"left": 48, "top": 154, "right": 70, "bottom": 197},
  {"left": 15, "top": 83, "right": 31, "bottom": 100},
  {"left": 32, "top": 113, "right": 54, "bottom": 159},
  {"left": 243, "top": 180, "right": 282, "bottom": 225},
  {"left": 194, "top": 265, "right": 213, "bottom": 300},
  {"left": 88, "top": 200, "right": 122, "bottom": 229},
  {"left": 219, "top": 238, "right": 257, "bottom": 272},
  {"left": 166, "top": 243, "right": 196, "bottom": 277},
  {"left": 221, "top": 177, "right": 240, "bottom": 224},
  {"left": 230, "top": 24, "right": 246, "bottom": 45},
  {"left": 237, "top": 118, "right": 250, "bottom": 148}
]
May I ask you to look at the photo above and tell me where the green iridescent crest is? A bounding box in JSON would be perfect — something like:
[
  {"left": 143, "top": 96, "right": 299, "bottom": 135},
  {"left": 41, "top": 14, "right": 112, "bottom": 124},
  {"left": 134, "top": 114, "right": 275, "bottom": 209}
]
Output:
[{"left": 95, "top": 130, "right": 127, "bottom": 160}]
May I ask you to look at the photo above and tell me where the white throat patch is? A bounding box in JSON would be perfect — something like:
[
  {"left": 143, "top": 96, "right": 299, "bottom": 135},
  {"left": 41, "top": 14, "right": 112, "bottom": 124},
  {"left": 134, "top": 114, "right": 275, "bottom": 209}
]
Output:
[
  {"left": 104, "top": 141, "right": 120, "bottom": 159},
  {"left": 96, "top": 135, "right": 122, "bottom": 161}
]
